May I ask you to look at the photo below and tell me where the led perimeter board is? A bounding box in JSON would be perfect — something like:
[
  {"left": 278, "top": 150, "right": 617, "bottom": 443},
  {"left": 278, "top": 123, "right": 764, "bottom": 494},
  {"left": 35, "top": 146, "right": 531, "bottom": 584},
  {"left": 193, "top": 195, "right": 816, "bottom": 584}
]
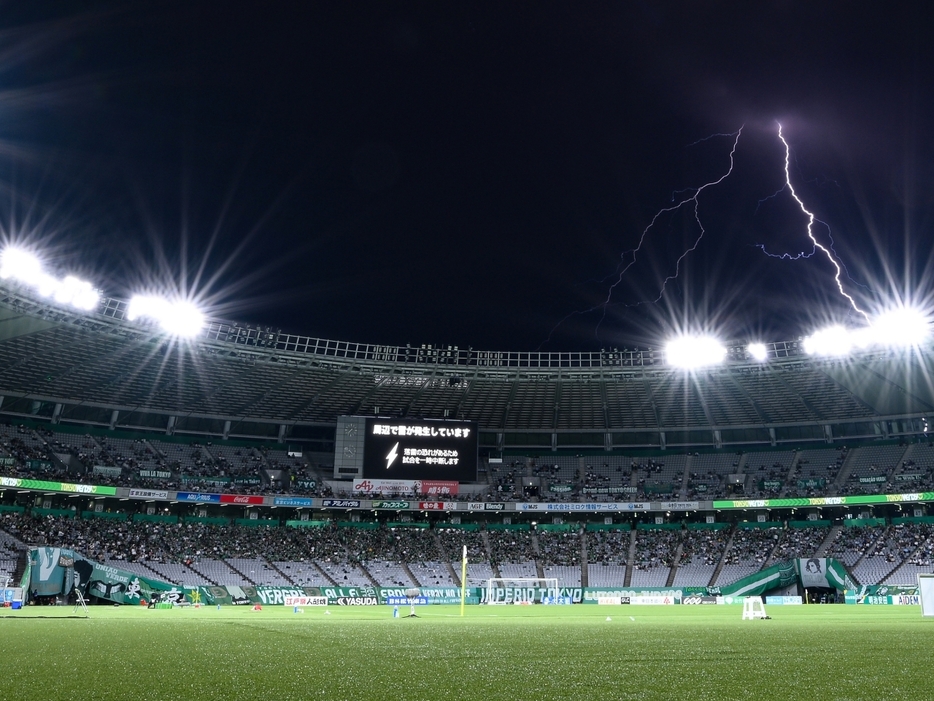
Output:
[{"left": 362, "top": 417, "right": 478, "bottom": 481}]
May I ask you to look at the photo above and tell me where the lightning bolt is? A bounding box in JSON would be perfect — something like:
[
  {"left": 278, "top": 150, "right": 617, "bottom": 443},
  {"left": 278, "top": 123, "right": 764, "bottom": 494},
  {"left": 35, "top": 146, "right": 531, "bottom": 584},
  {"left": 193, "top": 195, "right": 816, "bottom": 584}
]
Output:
[
  {"left": 613, "top": 127, "right": 744, "bottom": 311},
  {"left": 754, "top": 133, "right": 870, "bottom": 292},
  {"left": 539, "top": 128, "right": 744, "bottom": 348},
  {"left": 540, "top": 122, "right": 871, "bottom": 350},
  {"left": 385, "top": 442, "right": 399, "bottom": 470},
  {"left": 773, "top": 123, "right": 870, "bottom": 321}
]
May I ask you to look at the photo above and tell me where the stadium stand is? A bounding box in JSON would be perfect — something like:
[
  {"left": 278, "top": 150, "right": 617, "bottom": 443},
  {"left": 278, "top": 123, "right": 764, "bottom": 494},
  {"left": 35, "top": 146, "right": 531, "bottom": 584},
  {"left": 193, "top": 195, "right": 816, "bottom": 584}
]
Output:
[
  {"left": 672, "top": 528, "right": 730, "bottom": 587},
  {"left": 630, "top": 529, "right": 681, "bottom": 586},
  {"left": 715, "top": 526, "right": 780, "bottom": 586},
  {"left": 5, "top": 280, "right": 934, "bottom": 598}
]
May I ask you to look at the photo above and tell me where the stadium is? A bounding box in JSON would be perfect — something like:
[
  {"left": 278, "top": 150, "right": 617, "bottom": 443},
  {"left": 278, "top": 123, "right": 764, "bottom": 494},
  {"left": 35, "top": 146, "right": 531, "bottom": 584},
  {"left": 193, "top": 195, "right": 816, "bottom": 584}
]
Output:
[{"left": 1, "top": 247, "right": 934, "bottom": 698}]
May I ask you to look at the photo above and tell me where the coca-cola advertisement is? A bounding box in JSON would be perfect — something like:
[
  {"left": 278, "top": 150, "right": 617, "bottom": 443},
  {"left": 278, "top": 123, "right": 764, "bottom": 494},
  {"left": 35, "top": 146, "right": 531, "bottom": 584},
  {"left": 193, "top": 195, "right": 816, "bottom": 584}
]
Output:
[{"left": 219, "top": 494, "right": 265, "bottom": 505}]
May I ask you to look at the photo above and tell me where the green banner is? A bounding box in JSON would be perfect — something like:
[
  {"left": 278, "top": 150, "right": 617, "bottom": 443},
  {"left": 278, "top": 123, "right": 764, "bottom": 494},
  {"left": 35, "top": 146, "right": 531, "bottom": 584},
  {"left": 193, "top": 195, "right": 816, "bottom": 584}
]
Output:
[
  {"left": 84, "top": 560, "right": 184, "bottom": 604},
  {"left": 372, "top": 500, "right": 410, "bottom": 509},
  {"left": 29, "top": 547, "right": 184, "bottom": 604},
  {"left": 858, "top": 475, "right": 887, "bottom": 484},
  {"left": 197, "top": 585, "right": 380, "bottom": 606},
  {"left": 379, "top": 586, "right": 468, "bottom": 604},
  {"left": 712, "top": 492, "right": 934, "bottom": 509},
  {"left": 710, "top": 558, "right": 853, "bottom": 597},
  {"left": 479, "top": 586, "right": 583, "bottom": 604},
  {"left": 844, "top": 585, "right": 920, "bottom": 605},
  {"left": 20, "top": 559, "right": 31, "bottom": 590},
  {"left": 1, "top": 477, "right": 116, "bottom": 496},
  {"left": 579, "top": 587, "right": 707, "bottom": 604},
  {"left": 797, "top": 478, "right": 826, "bottom": 489},
  {"left": 712, "top": 561, "right": 797, "bottom": 598},
  {"left": 30, "top": 547, "right": 67, "bottom": 596}
]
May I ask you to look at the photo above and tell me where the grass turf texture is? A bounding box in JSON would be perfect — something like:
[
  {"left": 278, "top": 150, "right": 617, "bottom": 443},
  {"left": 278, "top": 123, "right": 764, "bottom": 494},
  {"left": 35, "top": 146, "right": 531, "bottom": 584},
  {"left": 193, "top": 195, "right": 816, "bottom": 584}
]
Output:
[{"left": 1, "top": 605, "right": 930, "bottom": 700}]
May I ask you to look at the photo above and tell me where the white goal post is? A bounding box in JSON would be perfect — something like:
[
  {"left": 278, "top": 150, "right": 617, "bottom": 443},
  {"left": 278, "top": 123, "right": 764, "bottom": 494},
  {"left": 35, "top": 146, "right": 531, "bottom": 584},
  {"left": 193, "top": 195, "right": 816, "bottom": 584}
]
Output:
[
  {"left": 484, "top": 577, "right": 559, "bottom": 605},
  {"left": 919, "top": 574, "right": 934, "bottom": 617}
]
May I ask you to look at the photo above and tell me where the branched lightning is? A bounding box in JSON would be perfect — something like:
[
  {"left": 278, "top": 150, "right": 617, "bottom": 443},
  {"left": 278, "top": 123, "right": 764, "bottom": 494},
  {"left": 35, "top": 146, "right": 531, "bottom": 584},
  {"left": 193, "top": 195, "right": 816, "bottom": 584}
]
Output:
[
  {"left": 755, "top": 161, "right": 869, "bottom": 290},
  {"left": 686, "top": 132, "right": 740, "bottom": 147},
  {"left": 774, "top": 123, "right": 869, "bottom": 321},
  {"left": 754, "top": 241, "right": 816, "bottom": 260},
  {"left": 539, "top": 122, "right": 872, "bottom": 350},
  {"left": 537, "top": 129, "right": 743, "bottom": 349},
  {"left": 621, "top": 127, "right": 744, "bottom": 310}
]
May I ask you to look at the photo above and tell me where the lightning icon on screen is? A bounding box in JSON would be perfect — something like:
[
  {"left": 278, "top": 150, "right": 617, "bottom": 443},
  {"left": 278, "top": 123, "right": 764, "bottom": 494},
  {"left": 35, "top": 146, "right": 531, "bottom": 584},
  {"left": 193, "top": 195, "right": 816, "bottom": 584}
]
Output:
[{"left": 385, "top": 442, "right": 399, "bottom": 470}]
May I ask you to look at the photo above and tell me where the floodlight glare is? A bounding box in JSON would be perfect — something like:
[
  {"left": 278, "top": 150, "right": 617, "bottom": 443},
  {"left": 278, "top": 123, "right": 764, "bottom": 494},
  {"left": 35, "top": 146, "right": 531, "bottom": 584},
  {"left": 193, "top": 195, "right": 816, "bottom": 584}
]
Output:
[
  {"left": 128, "top": 294, "right": 204, "bottom": 337},
  {"left": 804, "top": 307, "right": 931, "bottom": 357},
  {"left": 0, "top": 247, "right": 43, "bottom": 283},
  {"left": 802, "top": 325, "right": 853, "bottom": 356},
  {"left": 868, "top": 307, "right": 930, "bottom": 348},
  {"left": 0, "top": 247, "right": 99, "bottom": 312},
  {"left": 665, "top": 335, "right": 726, "bottom": 369},
  {"left": 163, "top": 301, "right": 204, "bottom": 337},
  {"left": 53, "top": 275, "right": 100, "bottom": 310},
  {"left": 747, "top": 342, "right": 768, "bottom": 362}
]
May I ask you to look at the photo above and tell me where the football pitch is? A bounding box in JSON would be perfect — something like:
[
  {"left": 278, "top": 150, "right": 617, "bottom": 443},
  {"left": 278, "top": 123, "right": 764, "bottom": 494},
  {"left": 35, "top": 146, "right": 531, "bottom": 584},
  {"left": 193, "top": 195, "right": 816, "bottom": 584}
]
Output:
[{"left": 0, "top": 604, "right": 930, "bottom": 700}]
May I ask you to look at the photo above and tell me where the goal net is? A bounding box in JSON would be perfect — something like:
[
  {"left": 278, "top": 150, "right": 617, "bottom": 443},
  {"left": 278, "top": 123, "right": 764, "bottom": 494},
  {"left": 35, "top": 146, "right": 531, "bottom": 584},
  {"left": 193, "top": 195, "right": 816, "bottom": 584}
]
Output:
[{"left": 484, "top": 577, "right": 559, "bottom": 605}]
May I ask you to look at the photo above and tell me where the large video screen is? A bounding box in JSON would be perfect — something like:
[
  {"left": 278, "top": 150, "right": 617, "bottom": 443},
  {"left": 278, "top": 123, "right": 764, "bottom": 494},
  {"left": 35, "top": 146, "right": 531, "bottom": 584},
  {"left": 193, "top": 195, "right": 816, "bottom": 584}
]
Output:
[{"left": 362, "top": 417, "right": 478, "bottom": 482}]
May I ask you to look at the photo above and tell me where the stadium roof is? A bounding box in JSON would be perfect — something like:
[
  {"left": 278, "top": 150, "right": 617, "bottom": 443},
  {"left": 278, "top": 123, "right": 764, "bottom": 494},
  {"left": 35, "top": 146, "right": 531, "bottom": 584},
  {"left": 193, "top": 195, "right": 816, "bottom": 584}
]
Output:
[{"left": 0, "top": 280, "right": 932, "bottom": 450}]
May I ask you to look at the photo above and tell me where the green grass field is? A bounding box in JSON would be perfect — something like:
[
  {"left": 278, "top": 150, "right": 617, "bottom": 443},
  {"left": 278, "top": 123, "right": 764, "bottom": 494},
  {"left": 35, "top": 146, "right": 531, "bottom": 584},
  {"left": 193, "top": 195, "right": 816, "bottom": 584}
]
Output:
[{"left": 1, "top": 604, "right": 931, "bottom": 700}]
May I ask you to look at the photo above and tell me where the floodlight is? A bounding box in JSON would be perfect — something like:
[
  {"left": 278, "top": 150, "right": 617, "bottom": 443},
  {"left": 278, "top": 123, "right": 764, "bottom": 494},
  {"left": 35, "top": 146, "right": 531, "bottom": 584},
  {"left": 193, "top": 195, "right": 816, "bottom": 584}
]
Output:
[
  {"left": 868, "top": 307, "right": 930, "bottom": 348},
  {"left": 0, "top": 247, "right": 43, "bottom": 283},
  {"left": 163, "top": 301, "right": 204, "bottom": 337},
  {"left": 805, "top": 307, "right": 931, "bottom": 357},
  {"left": 665, "top": 335, "right": 726, "bottom": 369},
  {"left": 802, "top": 325, "right": 853, "bottom": 356},
  {"left": 128, "top": 294, "right": 204, "bottom": 337},
  {"left": 53, "top": 275, "right": 100, "bottom": 310},
  {"left": 34, "top": 271, "right": 61, "bottom": 298},
  {"left": 747, "top": 342, "right": 768, "bottom": 362},
  {"left": 127, "top": 295, "right": 159, "bottom": 322},
  {"left": 0, "top": 247, "right": 99, "bottom": 312}
]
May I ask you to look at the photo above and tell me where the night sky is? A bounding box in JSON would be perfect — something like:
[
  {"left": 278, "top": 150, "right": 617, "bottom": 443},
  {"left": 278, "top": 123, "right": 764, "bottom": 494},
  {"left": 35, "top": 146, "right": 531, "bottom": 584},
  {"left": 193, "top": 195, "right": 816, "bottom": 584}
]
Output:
[{"left": 1, "top": 2, "right": 932, "bottom": 352}]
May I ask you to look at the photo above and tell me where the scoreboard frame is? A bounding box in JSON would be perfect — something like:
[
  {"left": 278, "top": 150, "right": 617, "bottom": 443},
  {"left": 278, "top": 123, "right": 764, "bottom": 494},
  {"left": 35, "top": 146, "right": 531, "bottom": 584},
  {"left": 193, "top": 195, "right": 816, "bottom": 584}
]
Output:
[{"left": 361, "top": 417, "right": 478, "bottom": 482}]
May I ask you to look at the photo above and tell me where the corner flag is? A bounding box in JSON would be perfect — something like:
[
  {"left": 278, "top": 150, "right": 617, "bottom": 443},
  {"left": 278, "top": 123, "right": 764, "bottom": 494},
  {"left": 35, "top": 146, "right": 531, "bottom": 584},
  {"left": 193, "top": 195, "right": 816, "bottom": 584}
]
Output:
[{"left": 460, "top": 545, "right": 468, "bottom": 617}]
